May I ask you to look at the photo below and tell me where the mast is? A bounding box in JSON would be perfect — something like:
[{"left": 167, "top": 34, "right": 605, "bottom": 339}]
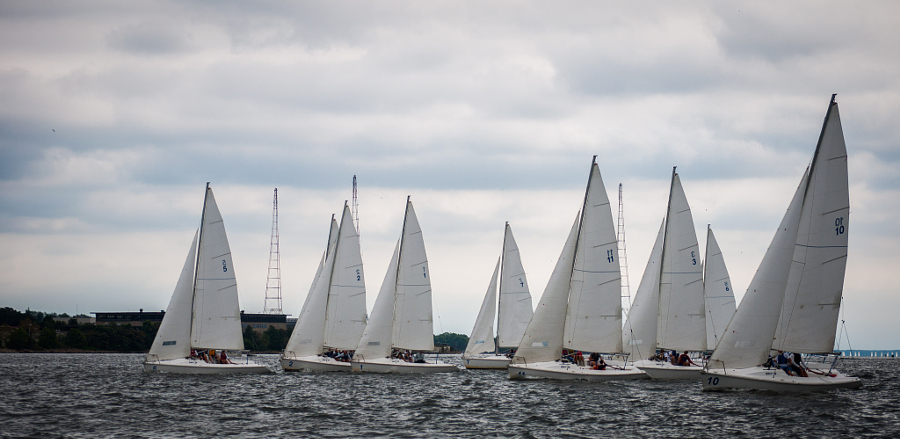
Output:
[
  {"left": 321, "top": 202, "right": 348, "bottom": 349},
  {"left": 352, "top": 175, "right": 360, "bottom": 234},
  {"left": 394, "top": 196, "right": 411, "bottom": 347},
  {"left": 617, "top": 183, "right": 632, "bottom": 317},
  {"left": 263, "top": 188, "right": 283, "bottom": 314},
  {"left": 657, "top": 167, "right": 676, "bottom": 351},
  {"left": 496, "top": 221, "right": 509, "bottom": 354},
  {"left": 192, "top": 183, "right": 210, "bottom": 303},
  {"left": 564, "top": 155, "right": 597, "bottom": 346}
]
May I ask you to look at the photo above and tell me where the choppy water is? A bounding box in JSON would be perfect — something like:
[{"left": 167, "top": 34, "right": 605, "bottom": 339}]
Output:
[{"left": 1, "top": 353, "right": 897, "bottom": 438}]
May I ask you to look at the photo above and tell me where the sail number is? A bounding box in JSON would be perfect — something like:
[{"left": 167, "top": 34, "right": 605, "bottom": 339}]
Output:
[
  {"left": 724, "top": 281, "right": 730, "bottom": 292},
  {"left": 356, "top": 269, "right": 361, "bottom": 281},
  {"left": 423, "top": 267, "right": 427, "bottom": 278},
  {"left": 835, "top": 217, "right": 845, "bottom": 235},
  {"left": 707, "top": 377, "right": 719, "bottom": 385},
  {"left": 222, "top": 260, "right": 228, "bottom": 272},
  {"left": 606, "top": 249, "right": 615, "bottom": 263},
  {"left": 691, "top": 251, "right": 697, "bottom": 266},
  {"left": 519, "top": 278, "right": 524, "bottom": 287}
]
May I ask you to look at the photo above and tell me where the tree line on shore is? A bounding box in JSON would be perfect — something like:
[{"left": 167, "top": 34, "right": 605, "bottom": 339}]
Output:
[{"left": 0, "top": 307, "right": 470, "bottom": 353}]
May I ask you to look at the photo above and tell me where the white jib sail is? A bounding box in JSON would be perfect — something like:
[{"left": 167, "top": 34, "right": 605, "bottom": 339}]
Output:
[
  {"left": 514, "top": 213, "right": 581, "bottom": 363},
  {"left": 190, "top": 186, "right": 244, "bottom": 351},
  {"left": 391, "top": 199, "right": 435, "bottom": 351},
  {"left": 703, "top": 227, "right": 736, "bottom": 351},
  {"left": 709, "top": 168, "right": 810, "bottom": 369},
  {"left": 149, "top": 230, "right": 198, "bottom": 361},
  {"left": 622, "top": 219, "right": 664, "bottom": 360},
  {"left": 465, "top": 258, "right": 500, "bottom": 356},
  {"left": 324, "top": 203, "right": 368, "bottom": 350},
  {"left": 497, "top": 224, "right": 533, "bottom": 349},
  {"left": 565, "top": 161, "right": 623, "bottom": 353},
  {"left": 284, "top": 217, "right": 339, "bottom": 357},
  {"left": 774, "top": 99, "right": 849, "bottom": 354},
  {"left": 354, "top": 241, "right": 400, "bottom": 360},
  {"left": 656, "top": 172, "right": 706, "bottom": 352}
]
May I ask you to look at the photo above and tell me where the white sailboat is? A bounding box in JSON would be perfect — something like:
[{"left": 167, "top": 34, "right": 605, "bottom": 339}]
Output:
[
  {"left": 144, "top": 183, "right": 272, "bottom": 374},
  {"left": 351, "top": 197, "right": 459, "bottom": 373},
  {"left": 463, "top": 223, "right": 534, "bottom": 369},
  {"left": 702, "top": 95, "right": 862, "bottom": 391},
  {"left": 631, "top": 170, "right": 728, "bottom": 379},
  {"left": 281, "top": 203, "right": 367, "bottom": 371},
  {"left": 508, "top": 157, "right": 647, "bottom": 381}
]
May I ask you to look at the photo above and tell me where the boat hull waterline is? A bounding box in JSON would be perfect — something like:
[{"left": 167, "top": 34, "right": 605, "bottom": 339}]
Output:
[
  {"left": 700, "top": 367, "right": 862, "bottom": 392},
  {"left": 508, "top": 361, "right": 648, "bottom": 381},
  {"left": 462, "top": 355, "right": 510, "bottom": 370},
  {"left": 634, "top": 360, "right": 703, "bottom": 380},
  {"left": 281, "top": 355, "right": 352, "bottom": 372},
  {"left": 351, "top": 358, "right": 460, "bottom": 374},
  {"left": 143, "top": 358, "right": 272, "bottom": 374}
]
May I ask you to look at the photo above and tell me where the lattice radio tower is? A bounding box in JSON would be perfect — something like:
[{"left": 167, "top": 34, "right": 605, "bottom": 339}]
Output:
[
  {"left": 352, "top": 175, "right": 359, "bottom": 233},
  {"left": 263, "top": 188, "right": 282, "bottom": 314},
  {"left": 617, "top": 183, "right": 633, "bottom": 317}
]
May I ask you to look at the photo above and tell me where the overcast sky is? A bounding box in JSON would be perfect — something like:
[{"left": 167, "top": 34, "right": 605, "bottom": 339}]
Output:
[{"left": 1, "top": 1, "right": 897, "bottom": 349}]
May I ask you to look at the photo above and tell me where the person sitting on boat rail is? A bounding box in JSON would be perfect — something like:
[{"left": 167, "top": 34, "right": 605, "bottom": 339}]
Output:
[
  {"left": 677, "top": 351, "right": 698, "bottom": 367},
  {"left": 219, "top": 351, "right": 232, "bottom": 364},
  {"left": 592, "top": 355, "right": 607, "bottom": 371},
  {"left": 790, "top": 352, "right": 808, "bottom": 377},
  {"left": 776, "top": 351, "right": 793, "bottom": 376}
]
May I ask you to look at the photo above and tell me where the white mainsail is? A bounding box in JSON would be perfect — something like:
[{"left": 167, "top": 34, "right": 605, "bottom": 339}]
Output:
[
  {"left": 622, "top": 219, "right": 665, "bottom": 360},
  {"left": 464, "top": 258, "right": 500, "bottom": 356},
  {"left": 324, "top": 203, "right": 368, "bottom": 350},
  {"left": 354, "top": 242, "right": 400, "bottom": 360},
  {"left": 497, "top": 224, "right": 533, "bottom": 349},
  {"left": 391, "top": 199, "right": 435, "bottom": 351},
  {"left": 190, "top": 186, "right": 244, "bottom": 351},
  {"left": 703, "top": 227, "right": 736, "bottom": 350},
  {"left": 148, "top": 231, "right": 199, "bottom": 361},
  {"left": 774, "top": 101, "right": 849, "bottom": 354},
  {"left": 564, "top": 161, "right": 622, "bottom": 353},
  {"left": 514, "top": 213, "right": 581, "bottom": 363},
  {"left": 656, "top": 171, "right": 706, "bottom": 352},
  {"left": 284, "top": 217, "right": 339, "bottom": 357}
]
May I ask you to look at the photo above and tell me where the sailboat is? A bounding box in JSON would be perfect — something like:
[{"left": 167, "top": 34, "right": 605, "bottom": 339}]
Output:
[
  {"left": 351, "top": 197, "right": 459, "bottom": 373},
  {"left": 462, "top": 223, "right": 534, "bottom": 369},
  {"left": 508, "top": 157, "right": 647, "bottom": 381},
  {"left": 628, "top": 170, "right": 736, "bottom": 379},
  {"left": 144, "top": 183, "right": 272, "bottom": 374},
  {"left": 281, "top": 203, "right": 367, "bottom": 371},
  {"left": 701, "top": 95, "right": 862, "bottom": 391}
]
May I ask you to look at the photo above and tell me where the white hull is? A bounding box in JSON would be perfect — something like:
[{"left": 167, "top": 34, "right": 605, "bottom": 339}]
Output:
[
  {"left": 143, "top": 357, "right": 272, "bottom": 375},
  {"left": 281, "top": 355, "right": 352, "bottom": 372},
  {"left": 701, "top": 366, "right": 862, "bottom": 392},
  {"left": 351, "top": 358, "right": 460, "bottom": 374},
  {"left": 508, "top": 361, "right": 648, "bottom": 381},
  {"left": 634, "top": 360, "right": 703, "bottom": 380},
  {"left": 462, "top": 355, "right": 510, "bottom": 369}
]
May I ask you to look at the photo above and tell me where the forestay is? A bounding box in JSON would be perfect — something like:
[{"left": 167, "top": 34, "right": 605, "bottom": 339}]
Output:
[
  {"left": 464, "top": 258, "right": 500, "bottom": 356},
  {"left": 190, "top": 187, "right": 244, "bottom": 351},
  {"left": 622, "top": 219, "right": 664, "bottom": 360},
  {"left": 709, "top": 169, "right": 809, "bottom": 369},
  {"left": 656, "top": 172, "right": 706, "bottom": 352},
  {"left": 514, "top": 214, "right": 581, "bottom": 363},
  {"left": 148, "top": 231, "right": 198, "bottom": 361},
  {"left": 564, "top": 162, "right": 622, "bottom": 353},
  {"left": 391, "top": 200, "right": 435, "bottom": 351},
  {"left": 774, "top": 101, "right": 849, "bottom": 354},
  {"left": 324, "top": 204, "right": 368, "bottom": 350},
  {"left": 354, "top": 242, "right": 400, "bottom": 360}
]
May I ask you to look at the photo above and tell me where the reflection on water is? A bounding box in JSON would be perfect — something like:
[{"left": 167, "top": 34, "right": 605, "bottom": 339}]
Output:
[{"left": 0, "top": 354, "right": 897, "bottom": 438}]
